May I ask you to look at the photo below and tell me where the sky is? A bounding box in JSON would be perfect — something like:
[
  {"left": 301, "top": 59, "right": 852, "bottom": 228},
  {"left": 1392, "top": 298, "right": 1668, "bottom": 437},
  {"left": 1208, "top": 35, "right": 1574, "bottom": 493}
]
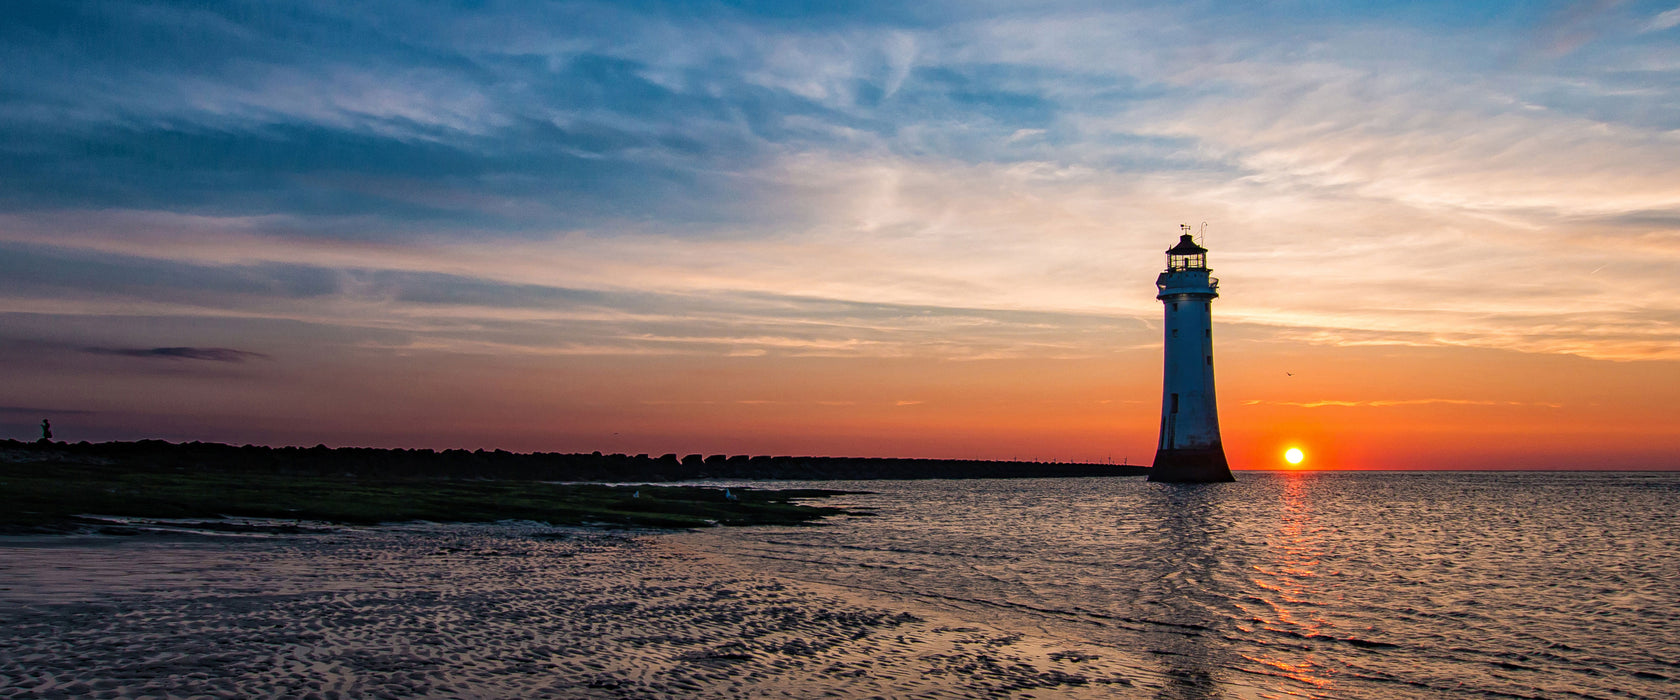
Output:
[{"left": 2, "top": 0, "right": 1678, "bottom": 469}]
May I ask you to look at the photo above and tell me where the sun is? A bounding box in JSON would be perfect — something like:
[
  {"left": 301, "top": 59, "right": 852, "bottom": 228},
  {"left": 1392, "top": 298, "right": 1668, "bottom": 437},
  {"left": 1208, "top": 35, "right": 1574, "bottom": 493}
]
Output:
[{"left": 1284, "top": 447, "right": 1305, "bottom": 466}]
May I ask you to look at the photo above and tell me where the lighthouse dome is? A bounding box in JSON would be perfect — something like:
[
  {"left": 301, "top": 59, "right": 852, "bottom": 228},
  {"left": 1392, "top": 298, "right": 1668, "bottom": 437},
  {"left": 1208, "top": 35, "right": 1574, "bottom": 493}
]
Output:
[{"left": 1165, "top": 234, "right": 1206, "bottom": 255}]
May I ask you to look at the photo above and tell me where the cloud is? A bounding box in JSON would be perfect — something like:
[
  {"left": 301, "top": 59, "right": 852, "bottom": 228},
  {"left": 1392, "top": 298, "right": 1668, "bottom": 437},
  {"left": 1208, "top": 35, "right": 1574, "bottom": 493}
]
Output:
[
  {"left": 1241, "top": 399, "right": 1565, "bottom": 409},
  {"left": 1, "top": 0, "right": 1679, "bottom": 370},
  {"left": 1643, "top": 5, "right": 1680, "bottom": 32},
  {"left": 0, "top": 239, "right": 1151, "bottom": 361},
  {"left": 0, "top": 2, "right": 1677, "bottom": 462},
  {"left": 82, "top": 346, "right": 270, "bottom": 363},
  {"left": 1530, "top": 0, "right": 1624, "bottom": 57},
  {"left": 0, "top": 405, "right": 96, "bottom": 415},
  {"left": 0, "top": 241, "right": 344, "bottom": 316}
]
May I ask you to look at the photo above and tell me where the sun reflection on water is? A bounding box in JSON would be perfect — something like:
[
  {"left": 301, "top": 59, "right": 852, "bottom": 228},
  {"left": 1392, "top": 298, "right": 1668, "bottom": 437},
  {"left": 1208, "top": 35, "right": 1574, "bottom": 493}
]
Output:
[{"left": 1238, "top": 474, "right": 1337, "bottom": 695}]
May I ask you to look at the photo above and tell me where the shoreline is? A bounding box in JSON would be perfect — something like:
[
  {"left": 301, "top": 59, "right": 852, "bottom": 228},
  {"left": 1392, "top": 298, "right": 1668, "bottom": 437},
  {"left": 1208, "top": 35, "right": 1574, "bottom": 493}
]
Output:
[
  {"left": 0, "top": 522, "right": 1161, "bottom": 698},
  {"left": 2, "top": 438, "right": 1149, "bottom": 482}
]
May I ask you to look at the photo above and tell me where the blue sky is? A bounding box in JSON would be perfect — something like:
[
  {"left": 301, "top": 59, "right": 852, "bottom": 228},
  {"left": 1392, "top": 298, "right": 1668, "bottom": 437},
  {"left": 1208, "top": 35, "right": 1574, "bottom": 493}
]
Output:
[{"left": 2, "top": 1, "right": 1678, "bottom": 464}]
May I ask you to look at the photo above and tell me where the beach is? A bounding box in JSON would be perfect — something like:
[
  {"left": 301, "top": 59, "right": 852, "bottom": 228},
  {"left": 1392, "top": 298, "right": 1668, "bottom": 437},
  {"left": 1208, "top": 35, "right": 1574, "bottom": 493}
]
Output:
[
  {"left": 8, "top": 473, "right": 1676, "bottom": 699},
  {"left": 0, "top": 522, "right": 1146, "bottom": 699}
]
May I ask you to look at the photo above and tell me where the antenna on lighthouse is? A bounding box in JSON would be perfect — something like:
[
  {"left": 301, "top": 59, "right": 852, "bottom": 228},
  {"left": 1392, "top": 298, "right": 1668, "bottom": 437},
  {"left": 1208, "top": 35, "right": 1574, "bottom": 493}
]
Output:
[{"left": 1198, "top": 221, "right": 1208, "bottom": 247}]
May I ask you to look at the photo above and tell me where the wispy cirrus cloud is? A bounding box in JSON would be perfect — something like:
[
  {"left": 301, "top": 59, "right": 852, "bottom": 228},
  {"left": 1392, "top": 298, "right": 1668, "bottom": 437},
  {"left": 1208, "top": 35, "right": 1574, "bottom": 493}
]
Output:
[
  {"left": 0, "top": 406, "right": 95, "bottom": 415},
  {"left": 1242, "top": 399, "right": 1565, "bottom": 409},
  {"left": 9, "top": 1, "right": 1675, "bottom": 362},
  {"left": 1646, "top": 6, "right": 1680, "bottom": 32},
  {"left": 0, "top": 240, "right": 1148, "bottom": 361},
  {"left": 2, "top": 1, "right": 1678, "bottom": 455}
]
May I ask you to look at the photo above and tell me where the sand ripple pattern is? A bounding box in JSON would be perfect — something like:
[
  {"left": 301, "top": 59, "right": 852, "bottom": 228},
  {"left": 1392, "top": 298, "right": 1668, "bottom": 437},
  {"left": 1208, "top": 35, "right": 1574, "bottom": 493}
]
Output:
[{"left": 0, "top": 524, "right": 1148, "bottom": 698}]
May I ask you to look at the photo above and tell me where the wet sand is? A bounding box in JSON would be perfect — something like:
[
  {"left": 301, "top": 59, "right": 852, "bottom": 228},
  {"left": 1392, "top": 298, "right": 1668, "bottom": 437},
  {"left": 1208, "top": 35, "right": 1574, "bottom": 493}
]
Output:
[{"left": 0, "top": 523, "right": 1153, "bottom": 698}]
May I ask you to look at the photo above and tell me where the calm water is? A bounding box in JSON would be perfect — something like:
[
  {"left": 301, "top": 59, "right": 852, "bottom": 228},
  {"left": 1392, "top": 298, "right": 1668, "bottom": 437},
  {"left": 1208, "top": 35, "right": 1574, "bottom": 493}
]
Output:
[{"left": 681, "top": 472, "right": 1680, "bottom": 699}]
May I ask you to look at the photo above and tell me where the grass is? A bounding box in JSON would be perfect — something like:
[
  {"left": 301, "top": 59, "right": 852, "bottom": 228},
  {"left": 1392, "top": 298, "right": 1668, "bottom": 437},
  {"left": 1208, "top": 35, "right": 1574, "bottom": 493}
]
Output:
[{"left": 0, "top": 461, "right": 862, "bottom": 532}]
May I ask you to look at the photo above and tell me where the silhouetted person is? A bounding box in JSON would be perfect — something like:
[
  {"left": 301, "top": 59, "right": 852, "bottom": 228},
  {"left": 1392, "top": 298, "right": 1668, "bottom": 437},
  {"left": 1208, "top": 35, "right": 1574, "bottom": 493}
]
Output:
[{"left": 39, "top": 418, "right": 52, "bottom": 443}]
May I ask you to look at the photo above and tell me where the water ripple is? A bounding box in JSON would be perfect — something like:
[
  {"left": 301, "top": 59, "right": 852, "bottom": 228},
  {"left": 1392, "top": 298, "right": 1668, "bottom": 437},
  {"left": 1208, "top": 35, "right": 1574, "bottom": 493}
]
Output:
[{"left": 681, "top": 471, "right": 1680, "bottom": 699}]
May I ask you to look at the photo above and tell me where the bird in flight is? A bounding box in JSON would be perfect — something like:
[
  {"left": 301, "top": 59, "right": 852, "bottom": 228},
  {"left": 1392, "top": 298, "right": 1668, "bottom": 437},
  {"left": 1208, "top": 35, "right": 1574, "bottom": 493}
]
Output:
[{"left": 1286, "top": 372, "right": 1294, "bottom": 377}]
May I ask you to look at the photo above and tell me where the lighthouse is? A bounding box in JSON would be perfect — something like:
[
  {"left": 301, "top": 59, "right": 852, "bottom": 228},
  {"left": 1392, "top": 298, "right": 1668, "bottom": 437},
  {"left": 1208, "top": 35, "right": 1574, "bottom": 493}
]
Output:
[{"left": 1150, "top": 226, "right": 1234, "bottom": 483}]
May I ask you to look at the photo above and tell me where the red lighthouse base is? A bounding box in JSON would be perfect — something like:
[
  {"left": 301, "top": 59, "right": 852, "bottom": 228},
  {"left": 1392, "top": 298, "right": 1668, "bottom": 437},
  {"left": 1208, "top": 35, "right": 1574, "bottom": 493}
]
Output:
[{"left": 1148, "top": 447, "right": 1234, "bottom": 483}]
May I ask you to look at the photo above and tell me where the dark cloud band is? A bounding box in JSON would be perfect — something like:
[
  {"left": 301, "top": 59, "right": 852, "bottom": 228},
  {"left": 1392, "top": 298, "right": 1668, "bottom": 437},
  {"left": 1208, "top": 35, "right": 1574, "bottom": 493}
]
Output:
[{"left": 82, "top": 346, "right": 270, "bottom": 362}]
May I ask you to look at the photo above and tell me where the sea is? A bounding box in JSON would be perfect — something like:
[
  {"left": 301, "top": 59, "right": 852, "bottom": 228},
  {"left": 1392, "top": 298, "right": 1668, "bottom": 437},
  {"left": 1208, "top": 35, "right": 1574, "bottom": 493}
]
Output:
[{"left": 678, "top": 471, "right": 1680, "bottom": 699}]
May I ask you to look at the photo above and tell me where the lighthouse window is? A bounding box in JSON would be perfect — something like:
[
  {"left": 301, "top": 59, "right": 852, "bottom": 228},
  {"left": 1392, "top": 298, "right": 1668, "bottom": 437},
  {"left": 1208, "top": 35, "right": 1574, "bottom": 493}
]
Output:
[
  {"left": 1170, "top": 394, "right": 1179, "bottom": 413},
  {"left": 1205, "top": 329, "right": 1211, "bottom": 337},
  {"left": 1207, "top": 355, "right": 1213, "bottom": 365},
  {"left": 1172, "top": 329, "right": 1178, "bottom": 338},
  {"left": 1172, "top": 302, "right": 1178, "bottom": 311}
]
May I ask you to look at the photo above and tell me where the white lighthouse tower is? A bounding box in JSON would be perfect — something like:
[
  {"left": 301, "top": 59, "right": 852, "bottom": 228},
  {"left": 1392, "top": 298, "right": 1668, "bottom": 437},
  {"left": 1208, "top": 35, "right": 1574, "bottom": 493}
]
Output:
[{"left": 1150, "top": 226, "right": 1234, "bottom": 482}]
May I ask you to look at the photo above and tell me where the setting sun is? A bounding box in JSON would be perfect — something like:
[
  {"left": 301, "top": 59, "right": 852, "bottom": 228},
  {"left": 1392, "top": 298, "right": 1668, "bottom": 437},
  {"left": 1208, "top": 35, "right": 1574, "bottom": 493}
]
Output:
[{"left": 1284, "top": 447, "right": 1305, "bottom": 466}]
